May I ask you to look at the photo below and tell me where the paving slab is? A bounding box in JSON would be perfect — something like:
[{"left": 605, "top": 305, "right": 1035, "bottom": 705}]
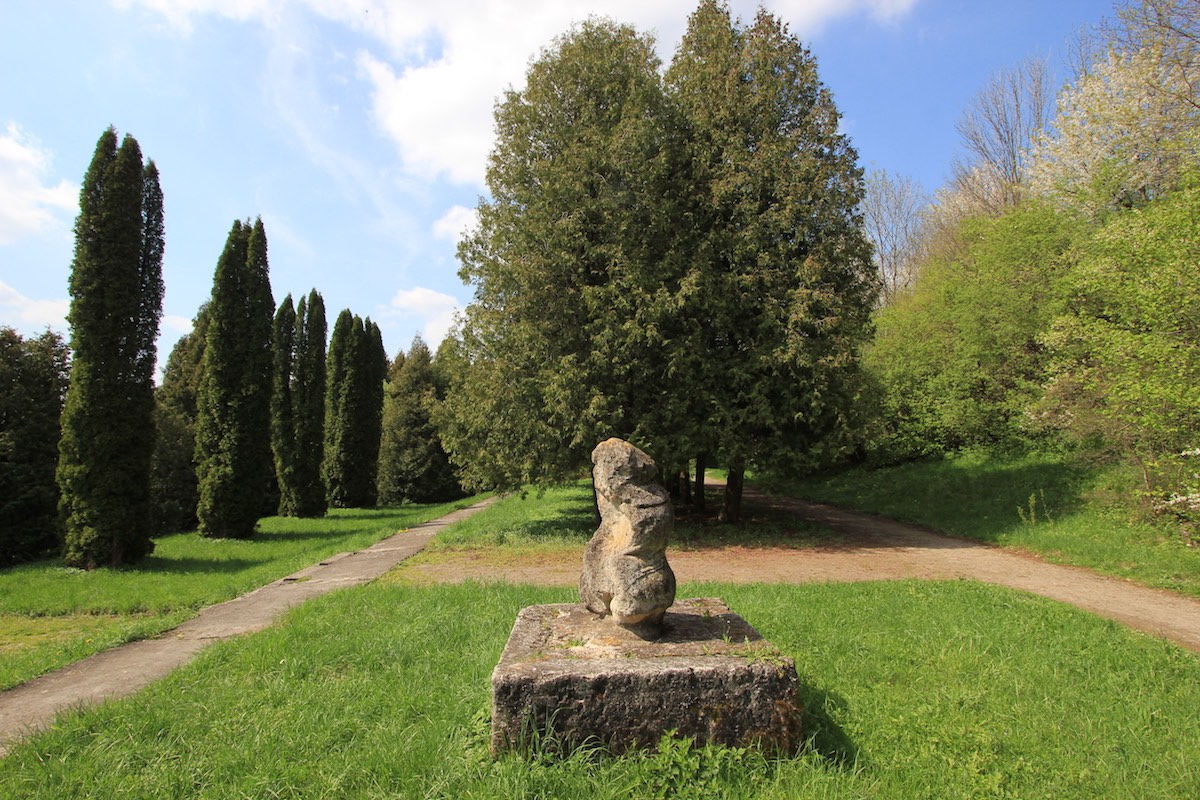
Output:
[{"left": 0, "top": 498, "right": 494, "bottom": 757}]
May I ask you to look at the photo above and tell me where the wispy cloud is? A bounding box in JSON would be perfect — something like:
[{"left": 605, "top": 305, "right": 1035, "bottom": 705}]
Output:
[
  {"left": 0, "top": 122, "right": 77, "bottom": 245},
  {"left": 432, "top": 204, "right": 477, "bottom": 245},
  {"left": 0, "top": 280, "right": 69, "bottom": 333},
  {"left": 118, "top": 0, "right": 921, "bottom": 191},
  {"left": 382, "top": 285, "right": 460, "bottom": 347}
]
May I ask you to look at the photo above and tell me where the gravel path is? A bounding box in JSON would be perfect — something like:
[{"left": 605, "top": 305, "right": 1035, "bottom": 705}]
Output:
[{"left": 400, "top": 486, "right": 1200, "bottom": 656}]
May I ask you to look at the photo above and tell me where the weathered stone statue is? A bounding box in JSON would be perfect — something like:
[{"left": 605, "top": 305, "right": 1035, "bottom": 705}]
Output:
[{"left": 580, "top": 438, "right": 676, "bottom": 639}]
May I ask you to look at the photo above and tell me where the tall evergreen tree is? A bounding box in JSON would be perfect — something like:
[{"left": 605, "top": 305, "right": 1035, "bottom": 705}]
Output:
[
  {"left": 665, "top": 2, "right": 877, "bottom": 520},
  {"left": 58, "top": 127, "right": 165, "bottom": 568},
  {"left": 293, "top": 291, "right": 328, "bottom": 516},
  {"left": 271, "top": 295, "right": 299, "bottom": 515},
  {"left": 270, "top": 290, "right": 328, "bottom": 517},
  {"left": 1, "top": 328, "right": 69, "bottom": 565},
  {"left": 195, "top": 218, "right": 274, "bottom": 538},
  {"left": 444, "top": 18, "right": 691, "bottom": 492},
  {"left": 378, "top": 336, "right": 463, "bottom": 505},
  {"left": 324, "top": 309, "right": 355, "bottom": 508},
  {"left": 324, "top": 311, "right": 386, "bottom": 508}
]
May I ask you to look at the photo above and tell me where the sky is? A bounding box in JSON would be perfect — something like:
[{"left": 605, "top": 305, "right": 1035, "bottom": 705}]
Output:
[{"left": 1, "top": 0, "right": 1115, "bottom": 371}]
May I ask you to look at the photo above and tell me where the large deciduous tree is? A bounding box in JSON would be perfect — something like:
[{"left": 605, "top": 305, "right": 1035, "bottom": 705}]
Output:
[
  {"left": 863, "top": 169, "right": 931, "bottom": 305},
  {"left": 195, "top": 218, "right": 275, "bottom": 538},
  {"left": 57, "top": 128, "right": 164, "bottom": 568},
  {"left": 324, "top": 311, "right": 385, "bottom": 508},
  {"left": 1, "top": 328, "right": 69, "bottom": 565}
]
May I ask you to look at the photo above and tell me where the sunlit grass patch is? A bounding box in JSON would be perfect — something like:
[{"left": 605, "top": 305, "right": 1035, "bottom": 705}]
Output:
[
  {"left": 2, "top": 579, "right": 1197, "bottom": 798},
  {"left": 0, "top": 497, "right": 482, "bottom": 688},
  {"left": 762, "top": 451, "right": 1200, "bottom": 597}
]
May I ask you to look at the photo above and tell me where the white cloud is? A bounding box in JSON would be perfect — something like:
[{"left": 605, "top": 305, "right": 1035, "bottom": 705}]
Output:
[
  {"left": 432, "top": 204, "right": 478, "bottom": 245},
  {"left": 161, "top": 314, "right": 194, "bottom": 337},
  {"left": 118, "top": 0, "right": 921, "bottom": 189},
  {"left": 0, "top": 280, "right": 69, "bottom": 333},
  {"left": 384, "top": 286, "right": 460, "bottom": 347},
  {"left": 109, "top": 0, "right": 281, "bottom": 34},
  {"left": 0, "top": 123, "right": 78, "bottom": 245}
]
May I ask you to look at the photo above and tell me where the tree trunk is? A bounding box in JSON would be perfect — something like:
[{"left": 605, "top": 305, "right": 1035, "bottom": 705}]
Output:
[
  {"left": 694, "top": 452, "right": 707, "bottom": 512},
  {"left": 678, "top": 467, "right": 692, "bottom": 505},
  {"left": 719, "top": 460, "right": 744, "bottom": 524}
]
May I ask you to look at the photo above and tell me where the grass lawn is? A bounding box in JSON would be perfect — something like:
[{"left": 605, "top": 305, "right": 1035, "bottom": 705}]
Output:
[
  {"left": 759, "top": 451, "right": 1200, "bottom": 598},
  {"left": 0, "top": 499, "right": 481, "bottom": 690},
  {"left": 1, "top": 578, "right": 1197, "bottom": 798},
  {"left": 426, "top": 482, "right": 838, "bottom": 557}
]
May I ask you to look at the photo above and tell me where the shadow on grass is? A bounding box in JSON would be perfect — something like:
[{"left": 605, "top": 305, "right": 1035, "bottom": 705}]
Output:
[
  {"left": 139, "top": 556, "right": 262, "bottom": 574},
  {"left": 798, "top": 684, "right": 862, "bottom": 769},
  {"left": 758, "top": 454, "right": 1096, "bottom": 546},
  {"left": 504, "top": 511, "right": 596, "bottom": 542}
]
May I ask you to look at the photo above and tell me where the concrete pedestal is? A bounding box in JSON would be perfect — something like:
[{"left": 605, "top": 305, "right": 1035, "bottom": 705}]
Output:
[{"left": 490, "top": 597, "right": 802, "bottom": 755}]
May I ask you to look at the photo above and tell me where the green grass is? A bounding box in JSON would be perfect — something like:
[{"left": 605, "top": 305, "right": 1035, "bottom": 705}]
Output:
[
  {"left": 0, "top": 499, "right": 480, "bottom": 689},
  {"left": 2, "top": 579, "right": 1198, "bottom": 798},
  {"left": 759, "top": 450, "right": 1200, "bottom": 598},
  {"left": 430, "top": 482, "right": 837, "bottom": 554}
]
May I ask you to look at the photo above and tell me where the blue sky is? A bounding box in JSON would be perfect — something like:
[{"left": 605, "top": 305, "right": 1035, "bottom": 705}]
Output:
[{"left": 1, "top": 0, "right": 1113, "bottom": 369}]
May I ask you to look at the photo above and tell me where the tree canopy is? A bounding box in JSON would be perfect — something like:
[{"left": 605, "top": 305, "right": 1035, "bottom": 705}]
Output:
[
  {"left": 57, "top": 127, "right": 164, "bottom": 568},
  {"left": 195, "top": 218, "right": 275, "bottom": 539},
  {"left": 442, "top": 3, "right": 877, "bottom": 516}
]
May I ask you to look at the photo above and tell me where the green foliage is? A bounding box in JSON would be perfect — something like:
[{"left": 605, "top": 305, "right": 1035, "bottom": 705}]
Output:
[
  {"left": 324, "top": 311, "right": 385, "bottom": 508},
  {"left": 446, "top": 18, "right": 684, "bottom": 491},
  {"left": 271, "top": 294, "right": 299, "bottom": 513},
  {"left": 147, "top": 401, "right": 197, "bottom": 535},
  {"left": 195, "top": 218, "right": 275, "bottom": 539},
  {"left": 377, "top": 336, "right": 464, "bottom": 505},
  {"left": 57, "top": 128, "right": 163, "bottom": 569},
  {"left": 1038, "top": 176, "right": 1200, "bottom": 531},
  {"left": 149, "top": 304, "right": 210, "bottom": 535},
  {"left": 0, "top": 328, "right": 69, "bottom": 565},
  {"left": 666, "top": 2, "right": 877, "bottom": 482},
  {"left": 272, "top": 291, "right": 329, "bottom": 517},
  {"left": 865, "top": 202, "right": 1085, "bottom": 460},
  {"left": 446, "top": 6, "right": 876, "bottom": 502},
  {"left": 293, "top": 291, "right": 327, "bottom": 516}
]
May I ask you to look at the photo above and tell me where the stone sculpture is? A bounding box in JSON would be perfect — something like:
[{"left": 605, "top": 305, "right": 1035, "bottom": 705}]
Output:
[{"left": 580, "top": 438, "right": 676, "bottom": 639}]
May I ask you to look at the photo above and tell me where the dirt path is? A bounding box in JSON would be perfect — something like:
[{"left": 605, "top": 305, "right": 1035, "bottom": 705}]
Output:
[{"left": 400, "top": 486, "right": 1200, "bottom": 656}]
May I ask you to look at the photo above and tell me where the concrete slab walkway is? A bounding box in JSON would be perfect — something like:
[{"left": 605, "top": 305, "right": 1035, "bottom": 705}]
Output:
[{"left": 0, "top": 498, "right": 494, "bottom": 757}]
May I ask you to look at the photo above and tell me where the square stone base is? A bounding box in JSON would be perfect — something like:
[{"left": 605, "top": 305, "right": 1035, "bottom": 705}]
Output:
[{"left": 490, "top": 597, "right": 802, "bottom": 755}]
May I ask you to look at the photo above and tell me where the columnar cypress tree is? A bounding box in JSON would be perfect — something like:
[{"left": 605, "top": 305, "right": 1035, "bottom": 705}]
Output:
[
  {"left": 1, "top": 328, "right": 70, "bottom": 565},
  {"left": 360, "top": 318, "right": 386, "bottom": 506},
  {"left": 58, "top": 128, "right": 164, "bottom": 568},
  {"left": 324, "top": 309, "right": 355, "bottom": 508},
  {"left": 195, "top": 218, "right": 275, "bottom": 538},
  {"left": 270, "top": 290, "right": 328, "bottom": 517},
  {"left": 324, "top": 311, "right": 386, "bottom": 508},
  {"left": 293, "top": 291, "right": 327, "bottom": 516},
  {"left": 271, "top": 295, "right": 299, "bottom": 515}
]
